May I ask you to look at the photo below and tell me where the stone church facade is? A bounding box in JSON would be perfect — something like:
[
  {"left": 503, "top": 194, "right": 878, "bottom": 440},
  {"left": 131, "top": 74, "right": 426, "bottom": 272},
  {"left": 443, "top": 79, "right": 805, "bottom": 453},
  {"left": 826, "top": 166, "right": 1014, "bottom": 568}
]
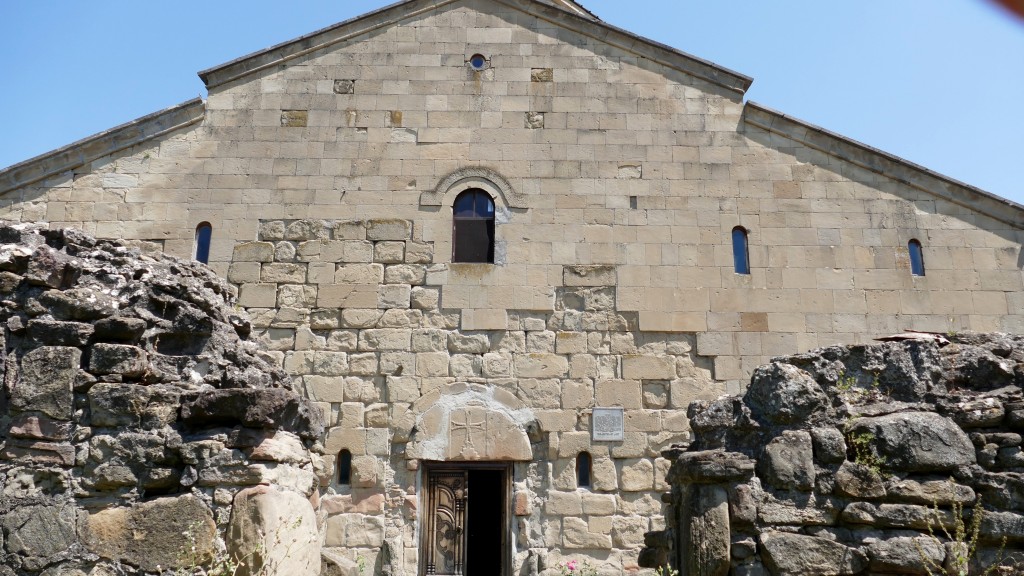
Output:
[{"left": 1, "top": 0, "right": 1022, "bottom": 574}]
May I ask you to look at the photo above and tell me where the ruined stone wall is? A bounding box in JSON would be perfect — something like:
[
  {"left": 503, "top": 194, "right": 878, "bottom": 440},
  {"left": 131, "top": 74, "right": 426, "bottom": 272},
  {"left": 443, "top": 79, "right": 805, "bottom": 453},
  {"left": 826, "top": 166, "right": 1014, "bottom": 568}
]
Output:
[
  {"left": 645, "top": 333, "right": 1024, "bottom": 575},
  {"left": 0, "top": 223, "right": 324, "bottom": 575}
]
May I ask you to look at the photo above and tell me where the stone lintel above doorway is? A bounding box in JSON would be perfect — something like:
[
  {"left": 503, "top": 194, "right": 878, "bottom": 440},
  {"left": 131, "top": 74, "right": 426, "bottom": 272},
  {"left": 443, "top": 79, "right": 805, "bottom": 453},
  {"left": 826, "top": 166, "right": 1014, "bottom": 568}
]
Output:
[{"left": 407, "top": 383, "right": 534, "bottom": 462}]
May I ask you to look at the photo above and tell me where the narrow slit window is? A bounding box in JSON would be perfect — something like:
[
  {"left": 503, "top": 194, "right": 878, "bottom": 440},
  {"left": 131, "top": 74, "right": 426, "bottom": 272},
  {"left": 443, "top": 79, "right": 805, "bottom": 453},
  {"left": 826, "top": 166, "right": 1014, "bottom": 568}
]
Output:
[
  {"left": 576, "top": 451, "right": 592, "bottom": 489},
  {"left": 908, "top": 239, "right": 925, "bottom": 276},
  {"left": 452, "top": 189, "right": 495, "bottom": 263},
  {"left": 194, "top": 222, "right": 213, "bottom": 264},
  {"left": 338, "top": 449, "right": 352, "bottom": 485},
  {"left": 732, "top": 226, "right": 750, "bottom": 275}
]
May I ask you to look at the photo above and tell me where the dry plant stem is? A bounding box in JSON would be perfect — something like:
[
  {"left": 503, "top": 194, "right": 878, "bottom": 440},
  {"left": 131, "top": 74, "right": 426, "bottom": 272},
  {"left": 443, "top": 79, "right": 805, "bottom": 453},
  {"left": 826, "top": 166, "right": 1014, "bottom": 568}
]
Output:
[{"left": 916, "top": 497, "right": 1007, "bottom": 576}]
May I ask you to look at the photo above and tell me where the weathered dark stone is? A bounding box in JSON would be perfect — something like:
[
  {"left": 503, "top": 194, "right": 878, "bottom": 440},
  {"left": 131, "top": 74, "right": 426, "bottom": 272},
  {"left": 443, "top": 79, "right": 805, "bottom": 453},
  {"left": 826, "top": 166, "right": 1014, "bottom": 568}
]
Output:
[
  {"left": 761, "top": 430, "right": 815, "bottom": 491},
  {"left": 2, "top": 503, "right": 79, "bottom": 562},
  {"left": 848, "top": 412, "right": 975, "bottom": 472},
  {"left": 26, "top": 319, "right": 93, "bottom": 346},
  {"left": 746, "top": 362, "right": 830, "bottom": 425},
  {"left": 866, "top": 536, "right": 945, "bottom": 574},
  {"left": 8, "top": 413, "right": 73, "bottom": 441},
  {"left": 684, "top": 485, "right": 730, "bottom": 576},
  {"left": 88, "top": 382, "right": 180, "bottom": 428},
  {"left": 39, "top": 287, "right": 118, "bottom": 320},
  {"left": 83, "top": 494, "right": 216, "bottom": 571},
  {"left": 671, "top": 450, "right": 755, "bottom": 484},
  {"left": 760, "top": 532, "right": 867, "bottom": 575},
  {"left": 89, "top": 343, "right": 147, "bottom": 377},
  {"left": 93, "top": 316, "right": 147, "bottom": 342},
  {"left": 885, "top": 478, "right": 975, "bottom": 505},
  {"left": 11, "top": 346, "right": 81, "bottom": 420},
  {"left": 834, "top": 461, "right": 886, "bottom": 499},
  {"left": 811, "top": 427, "right": 847, "bottom": 464},
  {"left": 180, "top": 388, "right": 325, "bottom": 439},
  {"left": 947, "top": 397, "right": 1005, "bottom": 428},
  {"left": 841, "top": 502, "right": 954, "bottom": 530}
]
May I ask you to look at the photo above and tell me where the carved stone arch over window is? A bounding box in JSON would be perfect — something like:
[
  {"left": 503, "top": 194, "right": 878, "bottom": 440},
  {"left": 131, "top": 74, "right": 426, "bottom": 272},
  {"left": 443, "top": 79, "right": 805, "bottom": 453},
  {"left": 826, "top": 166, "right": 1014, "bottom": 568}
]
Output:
[{"left": 421, "top": 166, "right": 526, "bottom": 209}]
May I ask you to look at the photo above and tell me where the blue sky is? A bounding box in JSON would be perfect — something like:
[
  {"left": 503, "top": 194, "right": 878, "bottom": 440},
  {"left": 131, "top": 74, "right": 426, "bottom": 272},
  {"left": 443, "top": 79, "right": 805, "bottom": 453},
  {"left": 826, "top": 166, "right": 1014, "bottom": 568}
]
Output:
[{"left": 1, "top": 1, "right": 1022, "bottom": 204}]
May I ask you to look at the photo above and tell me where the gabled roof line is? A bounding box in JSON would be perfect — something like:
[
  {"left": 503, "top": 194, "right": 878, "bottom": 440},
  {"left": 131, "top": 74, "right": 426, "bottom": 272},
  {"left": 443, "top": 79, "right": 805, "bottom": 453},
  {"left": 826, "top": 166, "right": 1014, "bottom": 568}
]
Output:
[
  {"left": 743, "top": 101, "right": 1024, "bottom": 230},
  {"left": 0, "top": 99, "right": 205, "bottom": 196},
  {"left": 198, "top": 0, "right": 752, "bottom": 95}
]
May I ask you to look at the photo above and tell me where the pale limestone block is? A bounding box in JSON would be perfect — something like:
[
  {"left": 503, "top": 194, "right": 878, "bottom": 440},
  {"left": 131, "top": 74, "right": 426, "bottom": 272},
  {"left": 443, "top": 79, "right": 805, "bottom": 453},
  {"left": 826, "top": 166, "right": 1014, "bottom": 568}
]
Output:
[
  {"left": 295, "top": 327, "right": 326, "bottom": 351},
  {"left": 324, "top": 513, "right": 383, "bottom": 548},
  {"left": 339, "top": 403, "right": 364, "bottom": 429},
  {"left": 327, "top": 330, "right": 358, "bottom": 351},
  {"left": 358, "top": 329, "right": 411, "bottom": 352},
  {"left": 620, "top": 459, "right": 655, "bottom": 492},
  {"left": 527, "top": 331, "right": 556, "bottom": 353},
  {"left": 536, "top": 409, "right": 577, "bottom": 432},
  {"left": 461, "top": 309, "right": 508, "bottom": 330},
  {"left": 335, "top": 263, "right": 384, "bottom": 284},
  {"left": 406, "top": 241, "right": 434, "bottom": 264},
  {"left": 305, "top": 376, "right": 344, "bottom": 403},
  {"left": 416, "top": 352, "right": 450, "bottom": 377},
  {"left": 448, "top": 332, "right": 490, "bottom": 353},
  {"left": 366, "top": 219, "right": 412, "bottom": 241},
  {"left": 564, "top": 265, "right": 616, "bottom": 286},
  {"left": 318, "top": 284, "right": 378, "bottom": 308},
  {"left": 592, "top": 456, "right": 619, "bottom": 491},
  {"left": 582, "top": 493, "right": 616, "bottom": 515},
  {"left": 307, "top": 263, "right": 334, "bottom": 284},
  {"left": 385, "top": 262, "right": 425, "bottom": 284},
  {"left": 516, "top": 378, "right": 561, "bottom": 408},
  {"left": 340, "top": 309, "right": 384, "bottom": 329},
  {"left": 611, "top": 515, "right": 649, "bottom": 548},
  {"left": 374, "top": 241, "right": 405, "bottom": 263},
  {"left": 323, "top": 240, "right": 374, "bottom": 263},
  {"left": 387, "top": 376, "right": 420, "bottom": 403},
  {"left": 625, "top": 410, "right": 661, "bottom": 432},
  {"left": 261, "top": 263, "right": 306, "bottom": 283},
  {"left": 555, "top": 332, "right": 587, "bottom": 354},
  {"left": 561, "top": 379, "right": 594, "bottom": 409},
  {"left": 655, "top": 458, "right": 672, "bottom": 491},
  {"left": 482, "top": 353, "right": 512, "bottom": 378},
  {"left": 234, "top": 241, "right": 275, "bottom": 262},
  {"left": 347, "top": 353, "right": 379, "bottom": 377},
  {"left": 595, "top": 380, "right": 642, "bottom": 409},
  {"left": 515, "top": 354, "right": 569, "bottom": 378},
  {"left": 562, "top": 517, "right": 612, "bottom": 549},
  {"left": 228, "top": 262, "right": 261, "bottom": 283},
  {"left": 642, "top": 382, "right": 668, "bottom": 409},
  {"left": 569, "top": 354, "right": 599, "bottom": 379},
  {"left": 312, "top": 352, "right": 349, "bottom": 376},
  {"left": 410, "top": 287, "right": 440, "bottom": 310},
  {"left": 239, "top": 284, "right": 278, "bottom": 308},
  {"left": 610, "top": 433, "right": 650, "bottom": 458},
  {"left": 621, "top": 355, "right": 676, "bottom": 379},
  {"left": 545, "top": 491, "right": 583, "bottom": 516},
  {"left": 413, "top": 329, "right": 448, "bottom": 352},
  {"left": 379, "top": 285, "right": 411, "bottom": 309},
  {"left": 638, "top": 311, "right": 708, "bottom": 332},
  {"left": 277, "top": 285, "right": 317, "bottom": 308}
]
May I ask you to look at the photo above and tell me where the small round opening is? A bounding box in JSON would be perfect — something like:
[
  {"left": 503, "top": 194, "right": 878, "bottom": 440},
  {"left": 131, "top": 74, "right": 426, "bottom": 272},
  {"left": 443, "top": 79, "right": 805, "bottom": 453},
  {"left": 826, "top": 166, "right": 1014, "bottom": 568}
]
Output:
[{"left": 468, "top": 54, "right": 488, "bottom": 70}]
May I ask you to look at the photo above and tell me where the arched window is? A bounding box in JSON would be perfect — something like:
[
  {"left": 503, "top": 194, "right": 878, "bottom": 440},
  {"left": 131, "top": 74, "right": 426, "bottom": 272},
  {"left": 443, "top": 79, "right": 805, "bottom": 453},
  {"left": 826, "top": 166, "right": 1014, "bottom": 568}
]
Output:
[
  {"left": 194, "top": 222, "right": 213, "bottom": 264},
  {"left": 452, "top": 189, "right": 495, "bottom": 263},
  {"left": 732, "top": 226, "right": 750, "bottom": 275},
  {"left": 576, "top": 451, "right": 592, "bottom": 489},
  {"left": 908, "top": 239, "right": 925, "bottom": 276},
  {"left": 337, "top": 449, "right": 352, "bottom": 485}
]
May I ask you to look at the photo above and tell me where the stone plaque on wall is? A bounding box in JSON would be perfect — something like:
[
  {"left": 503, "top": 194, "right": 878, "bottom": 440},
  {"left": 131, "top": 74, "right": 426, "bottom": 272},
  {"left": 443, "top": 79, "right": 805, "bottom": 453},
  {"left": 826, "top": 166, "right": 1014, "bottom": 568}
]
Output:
[{"left": 592, "top": 407, "right": 625, "bottom": 441}]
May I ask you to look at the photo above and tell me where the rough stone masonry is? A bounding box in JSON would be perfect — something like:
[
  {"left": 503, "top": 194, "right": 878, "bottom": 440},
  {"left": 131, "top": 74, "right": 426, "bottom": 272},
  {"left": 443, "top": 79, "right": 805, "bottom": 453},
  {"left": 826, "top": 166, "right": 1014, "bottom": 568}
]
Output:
[
  {"left": 0, "top": 222, "right": 324, "bottom": 575},
  {"left": 643, "top": 333, "right": 1024, "bottom": 575}
]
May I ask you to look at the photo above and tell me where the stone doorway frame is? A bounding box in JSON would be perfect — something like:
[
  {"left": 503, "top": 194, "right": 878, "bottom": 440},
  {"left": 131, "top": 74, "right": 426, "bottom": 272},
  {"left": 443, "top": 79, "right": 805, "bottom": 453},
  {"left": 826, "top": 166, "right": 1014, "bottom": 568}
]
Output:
[{"left": 419, "top": 461, "right": 513, "bottom": 576}]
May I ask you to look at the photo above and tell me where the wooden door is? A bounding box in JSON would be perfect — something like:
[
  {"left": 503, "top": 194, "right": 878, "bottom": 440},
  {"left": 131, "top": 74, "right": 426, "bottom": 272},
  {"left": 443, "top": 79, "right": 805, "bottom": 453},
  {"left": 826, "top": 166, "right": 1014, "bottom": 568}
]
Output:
[{"left": 424, "top": 469, "right": 468, "bottom": 576}]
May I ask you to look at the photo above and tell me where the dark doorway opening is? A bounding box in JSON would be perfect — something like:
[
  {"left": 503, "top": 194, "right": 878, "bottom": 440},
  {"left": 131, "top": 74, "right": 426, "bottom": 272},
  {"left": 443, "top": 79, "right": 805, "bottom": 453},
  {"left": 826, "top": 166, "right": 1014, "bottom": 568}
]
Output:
[
  {"left": 422, "top": 462, "right": 510, "bottom": 576},
  {"left": 466, "top": 469, "right": 505, "bottom": 574}
]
